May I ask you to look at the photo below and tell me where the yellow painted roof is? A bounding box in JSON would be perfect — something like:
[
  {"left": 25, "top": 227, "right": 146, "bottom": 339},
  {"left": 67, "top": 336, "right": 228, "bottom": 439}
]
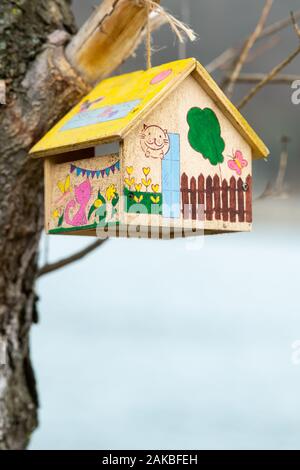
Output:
[{"left": 30, "top": 58, "right": 269, "bottom": 159}]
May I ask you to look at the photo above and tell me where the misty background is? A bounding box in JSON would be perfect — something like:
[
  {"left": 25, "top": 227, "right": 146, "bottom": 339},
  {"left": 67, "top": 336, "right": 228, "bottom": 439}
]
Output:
[{"left": 30, "top": 0, "right": 300, "bottom": 450}]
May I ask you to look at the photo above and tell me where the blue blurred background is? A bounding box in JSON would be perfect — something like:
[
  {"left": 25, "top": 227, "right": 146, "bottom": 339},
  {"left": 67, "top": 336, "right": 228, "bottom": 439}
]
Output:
[{"left": 30, "top": 0, "right": 300, "bottom": 450}]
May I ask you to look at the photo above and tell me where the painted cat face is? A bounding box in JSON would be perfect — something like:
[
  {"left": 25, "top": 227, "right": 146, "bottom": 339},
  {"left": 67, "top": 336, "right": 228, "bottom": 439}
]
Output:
[
  {"left": 74, "top": 180, "right": 92, "bottom": 204},
  {"left": 142, "top": 124, "right": 169, "bottom": 151}
]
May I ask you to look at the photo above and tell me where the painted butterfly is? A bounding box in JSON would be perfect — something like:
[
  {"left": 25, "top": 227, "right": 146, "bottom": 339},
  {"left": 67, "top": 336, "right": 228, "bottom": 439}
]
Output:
[
  {"left": 57, "top": 175, "right": 70, "bottom": 195},
  {"left": 228, "top": 150, "right": 248, "bottom": 176},
  {"left": 55, "top": 175, "right": 71, "bottom": 204}
]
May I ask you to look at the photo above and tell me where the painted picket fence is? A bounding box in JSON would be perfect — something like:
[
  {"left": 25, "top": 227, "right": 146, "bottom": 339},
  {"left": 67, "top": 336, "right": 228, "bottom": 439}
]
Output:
[{"left": 181, "top": 173, "right": 252, "bottom": 223}]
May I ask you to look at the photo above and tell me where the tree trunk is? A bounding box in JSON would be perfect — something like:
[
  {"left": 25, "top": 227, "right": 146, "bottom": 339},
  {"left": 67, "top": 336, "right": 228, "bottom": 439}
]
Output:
[
  {"left": 0, "top": 0, "right": 159, "bottom": 450},
  {"left": 0, "top": 0, "right": 83, "bottom": 450}
]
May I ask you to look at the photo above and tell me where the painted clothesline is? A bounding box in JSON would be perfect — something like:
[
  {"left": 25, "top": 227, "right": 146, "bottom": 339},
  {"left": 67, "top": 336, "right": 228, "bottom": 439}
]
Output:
[{"left": 70, "top": 161, "right": 120, "bottom": 179}]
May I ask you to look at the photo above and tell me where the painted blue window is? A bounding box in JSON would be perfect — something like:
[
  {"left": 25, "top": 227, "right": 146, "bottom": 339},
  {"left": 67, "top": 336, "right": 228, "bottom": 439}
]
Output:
[{"left": 162, "top": 133, "right": 180, "bottom": 218}]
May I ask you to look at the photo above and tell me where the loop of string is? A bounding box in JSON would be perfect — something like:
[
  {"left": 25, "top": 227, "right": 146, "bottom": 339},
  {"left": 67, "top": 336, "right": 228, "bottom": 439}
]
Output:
[{"left": 135, "top": 0, "right": 197, "bottom": 69}]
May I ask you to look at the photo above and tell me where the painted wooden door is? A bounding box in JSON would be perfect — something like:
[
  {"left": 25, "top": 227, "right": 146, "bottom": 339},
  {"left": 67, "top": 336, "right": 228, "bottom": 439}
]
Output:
[{"left": 162, "top": 133, "right": 181, "bottom": 218}]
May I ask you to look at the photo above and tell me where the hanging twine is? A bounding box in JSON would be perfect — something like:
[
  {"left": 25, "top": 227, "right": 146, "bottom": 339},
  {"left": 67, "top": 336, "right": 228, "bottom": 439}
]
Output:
[{"left": 136, "top": 0, "right": 197, "bottom": 69}]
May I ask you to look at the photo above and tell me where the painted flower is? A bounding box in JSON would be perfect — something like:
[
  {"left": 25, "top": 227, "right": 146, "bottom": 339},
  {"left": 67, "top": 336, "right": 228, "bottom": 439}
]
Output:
[
  {"left": 134, "top": 195, "right": 144, "bottom": 203},
  {"left": 88, "top": 191, "right": 106, "bottom": 221},
  {"left": 126, "top": 166, "right": 134, "bottom": 175},
  {"left": 125, "top": 177, "right": 135, "bottom": 189},
  {"left": 142, "top": 178, "right": 152, "bottom": 188},
  {"left": 135, "top": 183, "right": 142, "bottom": 192},
  {"left": 52, "top": 208, "right": 64, "bottom": 227},
  {"left": 106, "top": 184, "right": 118, "bottom": 202},
  {"left": 150, "top": 195, "right": 160, "bottom": 204},
  {"left": 143, "top": 167, "right": 151, "bottom": 176},
  {"left": 94, "top": 199, "right": 104, "bottom": 208},
  {"left": 151, "top": 184, "right": 159, "bottom": 193}
]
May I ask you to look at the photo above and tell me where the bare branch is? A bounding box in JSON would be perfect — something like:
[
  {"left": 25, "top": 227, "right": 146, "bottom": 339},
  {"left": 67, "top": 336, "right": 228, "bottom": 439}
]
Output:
[
  {"left": 258, "top": 136, "right": 290, "bottom": 200},
  {"left": 226, "top": 0, "right": 274, "bottom": 98},
  {"left": 229, "top": 73, "right": 300, "bottom": 84},
  {"left": 261, "top": 9, "right": 300, "bottom": 38},
  {"left": 206, "top": 8, "right": 300, "bottom": 74},
  {"left": 237, "top": 44, "right": 300, "bottom": 109},
  {"left": 220, "top": 36, "right": 281, "bottom": 89},
  {"left": 245, "top": 36, "right": 281, "bottom": 65},
  {"left": 206, "top": 49, "right": 236, "bottom": 74},
  {"left": 291, "top": 11, "right": 300, "bottom": 39},
  {"left": 38, "top": 239, "right": 108, "bottom": 278},
  {"left": 274, "top": 136, "right": 290, "bottom": 195}
]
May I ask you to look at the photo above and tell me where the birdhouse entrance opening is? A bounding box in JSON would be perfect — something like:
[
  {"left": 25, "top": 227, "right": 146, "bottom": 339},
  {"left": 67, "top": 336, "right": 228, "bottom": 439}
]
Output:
[{"left": 95, "top": 141, "right": 120, "bottom": 157}]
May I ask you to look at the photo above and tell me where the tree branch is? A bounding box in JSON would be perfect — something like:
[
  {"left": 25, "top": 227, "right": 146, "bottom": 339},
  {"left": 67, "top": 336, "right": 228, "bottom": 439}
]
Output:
[
  {"left": 38, "top": 239, "right": 108, "bottom": 278},
  {"left": 66, "top": 0, "right": 160, "bottom": 84},
  {"left": 243, "top": 36, "right": 281, "bottom": 66},
  {"left": 261, "top": 9, "right": 300, "bottom": 39},
  {"left": 238, "top": 43, "right": 300, "bottom": 109},
  {"left": 258, "top": 136, "right": 290, "bottom": 200},
  {"left": 291, "top": 11, "right": 300, "bottom": 39},
  {"left": 226, "top": 0, "right": 273, "bottom": 98},
  {"left": 206, "top": 49, "right": 236, "bottom": 74},
  {"left": 206, "top": 8, "right": 300, "bottom": 74},
  {"left": 228, "top": 73, "right": 300, "bottom": 84}
]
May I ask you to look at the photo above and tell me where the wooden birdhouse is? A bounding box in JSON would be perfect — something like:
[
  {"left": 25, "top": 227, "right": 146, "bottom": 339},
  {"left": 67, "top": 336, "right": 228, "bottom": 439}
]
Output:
[{"left": 30, "top": 58, "right": 269, "bottom": 239}]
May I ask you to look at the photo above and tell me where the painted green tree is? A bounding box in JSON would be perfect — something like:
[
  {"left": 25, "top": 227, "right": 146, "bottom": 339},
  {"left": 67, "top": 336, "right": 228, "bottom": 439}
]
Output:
[{"left": 187, "top": 107, "right": 225, "bottom": 166}]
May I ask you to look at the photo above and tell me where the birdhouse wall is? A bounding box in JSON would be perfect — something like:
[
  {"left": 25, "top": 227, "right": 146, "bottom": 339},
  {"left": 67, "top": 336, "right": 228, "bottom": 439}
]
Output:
[
  {"left": 45, "top": 151, "right": 121, "bottom": 235},
  {"left": 121, "top": 75, "right": 252, "bottom": 236}
]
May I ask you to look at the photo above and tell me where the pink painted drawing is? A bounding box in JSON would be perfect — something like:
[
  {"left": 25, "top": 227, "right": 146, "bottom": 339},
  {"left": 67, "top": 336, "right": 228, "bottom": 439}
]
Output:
[
  {"left": 65, "top": 180, "right": 92, "bottom": 227},
  {"left": 228, "top": 150, "right": 248, "bottom": 176},
  {"left": 140, "top": 124, "right": 170, "bottom": 160},
  {"left": 150, "top": 69, "right": 172, "bottom": 85},
  {"left": 99, "top": 106, "right": 118, "bottom": 119},
  {"left": 79, "top": 97, "right": 104, "bottom": 112}
]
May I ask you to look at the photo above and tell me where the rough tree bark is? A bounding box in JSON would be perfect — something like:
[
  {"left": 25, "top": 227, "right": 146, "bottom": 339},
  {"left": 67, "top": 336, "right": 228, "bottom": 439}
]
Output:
[{"left": 0, "top": 0, "right": 158, "bottom": 450}]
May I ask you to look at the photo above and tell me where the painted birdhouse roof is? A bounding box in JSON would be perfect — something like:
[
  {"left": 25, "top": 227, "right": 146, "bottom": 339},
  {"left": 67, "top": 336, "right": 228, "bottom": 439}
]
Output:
[{"left": 30, "top": 58, "right": 269, "bottom": 160}]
